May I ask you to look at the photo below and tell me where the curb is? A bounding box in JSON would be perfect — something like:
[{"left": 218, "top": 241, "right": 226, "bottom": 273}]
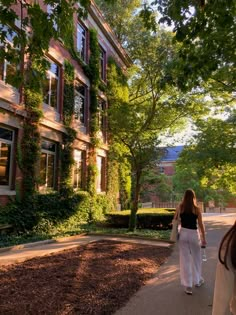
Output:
[
  {"left": 87, "top": 233, "right": 173, "bottom": 244},
  {"left": 0, "top": 233, "right": 173, "bottom": 254},
  {"left": 0, "top": 233, "right": 88, "bottom": 254}
]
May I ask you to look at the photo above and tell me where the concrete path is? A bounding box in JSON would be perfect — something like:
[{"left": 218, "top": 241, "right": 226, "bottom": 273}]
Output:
[
  {"left": 115, "top": 213, "right": 236, "bottom": 315},
  {"left": 0, "top": 234, "right": 170, "bottom": 266}
]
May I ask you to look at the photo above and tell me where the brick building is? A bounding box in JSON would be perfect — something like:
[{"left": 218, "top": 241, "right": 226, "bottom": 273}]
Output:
[
  {"left": 158, "top": 146, "right": 184, "bottom": 176},
  {"left": 0, "top": 0, "right": 131, "bottom": 205}
]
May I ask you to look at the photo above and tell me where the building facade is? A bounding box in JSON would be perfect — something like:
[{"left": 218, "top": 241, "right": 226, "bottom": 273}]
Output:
[{"left": 0, "top": 0, "right": 131, "bottom": 205}]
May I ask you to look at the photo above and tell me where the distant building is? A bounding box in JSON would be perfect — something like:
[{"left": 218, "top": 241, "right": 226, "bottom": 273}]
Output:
[{"left": 158, "top": 145, "right": 184, "bottom": 176}]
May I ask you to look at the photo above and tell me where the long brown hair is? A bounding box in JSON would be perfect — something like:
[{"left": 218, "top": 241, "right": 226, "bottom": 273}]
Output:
[
  {"left": 219, "top": 221, "right": 236, "bottom": 270},
  {"left": 180, "top": 189, "right": 199, "bottom": 214}
]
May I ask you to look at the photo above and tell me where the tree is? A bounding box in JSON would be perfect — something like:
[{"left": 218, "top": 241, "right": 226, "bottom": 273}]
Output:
[
  {"left": 173, "top": 112, "right": 236, "bottom": 208},
  {"left": 107, "top": 22, "right": 209, "bottom": 230},
  {"left": 95, "top": 0, "right": 141, "bottom": 45},
  {"left": 142, "top": 0, "right": 236, "bottom": 92}
]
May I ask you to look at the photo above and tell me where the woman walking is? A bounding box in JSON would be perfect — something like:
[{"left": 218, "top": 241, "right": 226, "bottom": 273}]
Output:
[
  {"left": 174, "top": 189, "right": 206, "bottom": 295},
  {"left": 212, "top": 221, "right": 236, "bottom": 314}
]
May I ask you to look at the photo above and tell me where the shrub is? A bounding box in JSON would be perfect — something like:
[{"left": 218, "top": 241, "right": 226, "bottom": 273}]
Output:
[{"left": 105, "top": 208, "right": 174, "bottom": 230}]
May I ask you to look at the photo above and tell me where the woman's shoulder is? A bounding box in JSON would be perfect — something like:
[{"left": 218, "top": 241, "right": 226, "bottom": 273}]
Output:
[{"left": 195, "top": 206, "right": 201, "bottom": 216}]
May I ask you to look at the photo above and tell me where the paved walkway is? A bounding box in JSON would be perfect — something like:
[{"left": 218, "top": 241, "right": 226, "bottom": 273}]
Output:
[
  {"left": 0, "top": 213, "right": 235, "bottom": 315},
  {"left": 0, "top": 234, "right": 170, "bottom": 266},
  {"left": 115, "top": 213, "right": 236, "bottom": 315}
]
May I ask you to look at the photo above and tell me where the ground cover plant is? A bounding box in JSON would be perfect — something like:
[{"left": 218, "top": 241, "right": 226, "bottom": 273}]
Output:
[
  {"left": 0, "top": 208, "right": 173, "bottom": 248},
  {"left": 0, "top": 239, "right": 171, "bottom": 315}
]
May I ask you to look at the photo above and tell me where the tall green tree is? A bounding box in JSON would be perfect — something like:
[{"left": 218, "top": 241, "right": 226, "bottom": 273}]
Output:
[
  {"left": 95, "top": 0, "right": 141, "bottom": 45},
  {"left": 142, "top": 0, "right": 236, "bottom": 92},
  {"left": 174, "top": 112, "right": 236, "bottom": 207},
  {"left": 108, "top": 23, "right": 209, "bottom": 230}
]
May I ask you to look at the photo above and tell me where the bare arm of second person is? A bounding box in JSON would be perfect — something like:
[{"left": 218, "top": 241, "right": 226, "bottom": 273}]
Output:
[{"left": 197, "top": 208, "right": 206, "bottom": 246}]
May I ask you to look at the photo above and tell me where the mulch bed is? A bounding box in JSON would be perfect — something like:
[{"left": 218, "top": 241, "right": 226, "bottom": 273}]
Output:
[{"left": 0, "top": 240, "right": 172, "bottom": 315}]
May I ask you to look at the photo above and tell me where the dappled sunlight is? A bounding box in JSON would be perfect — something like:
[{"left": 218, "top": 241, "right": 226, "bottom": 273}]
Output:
[{"left": 0, "top": 240, "right": 171, "bottom": 315}]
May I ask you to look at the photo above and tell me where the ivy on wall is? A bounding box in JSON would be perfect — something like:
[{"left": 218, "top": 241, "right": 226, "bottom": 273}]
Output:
[
  {"left": 106, "top": 57, "right": 131, "bottom": 210},
  {"left": 60, "top": 61, "right": 77, "bottom": 196},
  {"left": 19, "top": 68, "right": 43, "bottom": 199},
  {"left": 85, "top": 29, "right": 100, "bottom": 195}
]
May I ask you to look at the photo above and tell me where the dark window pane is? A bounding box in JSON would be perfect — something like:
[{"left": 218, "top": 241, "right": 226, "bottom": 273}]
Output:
[
  {"left": 0, "top": 143, "right": 11, "bottom": 185},
  {"left": 0, "top": 127, "right": 13, "bottom": 141},
  {"left": 47, "top": 154, "right": 55, "bottom": 187},
  {"left": 40, "top": 153, "right": 47, "bottom": 185},
  {"left": 41, "top": 140, "right": 56, "bottom": 152}
]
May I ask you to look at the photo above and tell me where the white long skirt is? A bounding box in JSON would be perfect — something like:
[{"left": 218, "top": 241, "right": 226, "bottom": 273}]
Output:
[{"left": 179, "top": 227, "right": 202, "bottom": 287}]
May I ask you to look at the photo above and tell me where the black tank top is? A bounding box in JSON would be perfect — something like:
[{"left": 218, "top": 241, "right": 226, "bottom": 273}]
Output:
[{"left": 180, "top": 212, "right": 198, "bottom": 230}]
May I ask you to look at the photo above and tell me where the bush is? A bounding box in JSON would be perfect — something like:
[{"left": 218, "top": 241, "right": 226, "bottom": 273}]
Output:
[
  {"left": 0, "top": 191, "right": 115, "bottom": 234},
  {"left": 105, "top": 208, "right": 174, "bottom": 230}
]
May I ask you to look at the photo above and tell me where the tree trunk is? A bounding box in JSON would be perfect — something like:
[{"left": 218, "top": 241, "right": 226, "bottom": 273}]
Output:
[{"left": 129, "top": 169, "right": 141, "bottom": 231}]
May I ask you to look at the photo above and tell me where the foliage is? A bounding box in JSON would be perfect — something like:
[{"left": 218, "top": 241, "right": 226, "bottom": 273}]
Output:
[
  {"left": 108, "top": 22, "right": 209, "bottom": 231},
  {"left": 60, "top": 61, "right": 77, "bottom": 196},
  {"left": 0, "top": 190, "right": 113, "bottom": 234},
  {"left": 105, "top": 208, "right": 174, "bottom": 230},
  {"left": 174, "top": 113, "right": 236, "bottom": 206},
  {"left": 95, "top": 0, "right": 141, "bottom": 45},
  {"left": 142, "top": 0, "right": 236, "bottom": 92},
  {"left": 140, "top": 169, "right": 174, "bottom": 202},
  {"left": 106, "top": 58, "right": 131, "bottom": 210}
]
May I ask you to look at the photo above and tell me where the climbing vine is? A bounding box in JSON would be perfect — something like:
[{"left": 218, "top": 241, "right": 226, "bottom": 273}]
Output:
[
  {"left": 106, "top": 57, "right": 131, "bottom": 209},
  {"left": 60, "top": 61, "right": 77, "bottom": 196}
]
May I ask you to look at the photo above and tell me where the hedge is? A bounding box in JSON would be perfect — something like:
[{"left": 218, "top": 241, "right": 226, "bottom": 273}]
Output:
[{"left": 105, "top": 209, "right": 175, "bottom": 230}]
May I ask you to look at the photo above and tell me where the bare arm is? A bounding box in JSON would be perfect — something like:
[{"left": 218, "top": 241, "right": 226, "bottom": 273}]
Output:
[
  {"left": 173, "top": 206, "right": 180, "bottom": 220},
  {"left": 197, "top": 208, "right": 206, "bottom": 245}
]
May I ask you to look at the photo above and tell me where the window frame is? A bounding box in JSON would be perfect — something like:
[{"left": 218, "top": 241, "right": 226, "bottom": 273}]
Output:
[
  {"left": 76, "top": 22, "right": 87, "bottom": 62},
  {"left": 0, "top": 126, "right": 14, "bottom": 188},
  {"left": 42, "top": 58, "right": 61, "bottom": 111},
  {"left": 40, "top": 139, "right": 57, "bottom": 190},
  {"left": 0, "top": 24, "right": 20, "bottom": 89},
  {"left": 99, "top": 47, "right": 106, "bottom": 81},
  {"left": 96, "top": 155, "right": 106, "bottom": 192},
  {"left": 74, "top": 81, "right": 87, "bottom": 124},
  {"left": 73, "top": 149, "right": 85, "bottom": 190}
]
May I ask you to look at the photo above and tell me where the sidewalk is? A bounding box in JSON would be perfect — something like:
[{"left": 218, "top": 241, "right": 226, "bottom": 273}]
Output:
[
  {"left": 115, "top": 213, "right": 236, "bottom": 315},
  {"left": 0, "top": 213, "right": 235, "bottom": 315},
  {"left": 0, "top": 234, "right": 170, "bottom": 266}
]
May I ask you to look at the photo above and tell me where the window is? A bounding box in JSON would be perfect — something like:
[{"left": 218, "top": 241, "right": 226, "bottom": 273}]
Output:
[
  {"left": 47, "top": 4, "right": 58, "bottom": 31},
  {"left": 0, "top": 127, "right": 14, "bottom": 187},
  {"left": 159, "top": 166, "right": 165, "bottom": 174},
  {"left": 74, "top": 82, "right": 86, "bottom": 123},
  {"left": 40, "top": 140, "right": 57, "bottom": 188},
  {"left": 42, "top": 60, "right": 60, "bottom": 109},
  {"left": 96, "top": 155, "right": 105, "bottom": 192},
  {"left": 98, "top": 99, "right": 106, "bottom": 131},
  {"left": 73, "top": 149, "right": 85, "bottom": 189},
  {"left": 76, "top": 23, "right": 87, "bottom": 62},
  {"left": 0, "top": 25, "right": 19, "bottom": 88},
  {"left": 99, "top": 48, "right": 106, "bottom": 81}
]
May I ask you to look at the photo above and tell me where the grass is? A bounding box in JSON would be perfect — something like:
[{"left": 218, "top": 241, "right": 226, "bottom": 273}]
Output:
[{"left": 0, "top": 224, "right": 171, "bottom": 248}]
